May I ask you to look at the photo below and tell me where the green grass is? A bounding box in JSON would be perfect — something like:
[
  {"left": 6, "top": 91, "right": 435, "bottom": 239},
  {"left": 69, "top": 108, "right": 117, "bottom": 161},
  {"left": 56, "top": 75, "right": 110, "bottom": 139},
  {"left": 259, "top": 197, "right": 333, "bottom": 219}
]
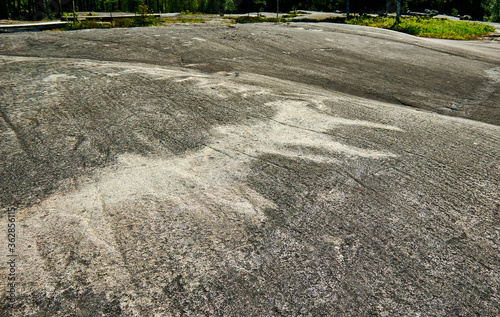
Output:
[
  {"left": 162, "top": 17, "right": 205, "bottom": 23},
  {"left": 282, "top": 12, "right": 299, "bottom": 19},
  {"left": 180, "top": 10, "right": 205, "bottom": 16},
  {"left": 60, "top": 14, "right": 494, "bottom": 38},
  {"left": 233, "top": 16, "right": 281, "bottom": 23},
  {"left": 62, "top": 15, "right": 204, "bottom": 30},
  {"left": 394, "top": 18, "right": 495, "bottom": 39},
  {"left": 325, "top": 16, "right": 495, "bottom": 40},
  {"left": 63, "top": 15, "right": 162, "bottom": 30},
  {"left": 64, "top": 19, "right": 111, "bottom": 30},
  {"left": 133, "top": 15, "right": 161, "bottom": 26}
]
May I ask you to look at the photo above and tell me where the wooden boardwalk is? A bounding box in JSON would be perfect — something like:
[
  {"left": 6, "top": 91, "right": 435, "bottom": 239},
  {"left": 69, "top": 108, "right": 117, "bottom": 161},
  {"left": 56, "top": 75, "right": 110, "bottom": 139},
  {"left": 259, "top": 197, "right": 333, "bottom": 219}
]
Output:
[{"left": 0, "top": 21, "right": 68, "bottom": 33}]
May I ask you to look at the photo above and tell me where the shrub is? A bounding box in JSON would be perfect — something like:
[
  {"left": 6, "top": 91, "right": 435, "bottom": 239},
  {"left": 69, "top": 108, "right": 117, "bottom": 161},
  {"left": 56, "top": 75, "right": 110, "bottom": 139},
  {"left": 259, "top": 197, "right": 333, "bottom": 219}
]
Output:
[
  {"left": 234, "top": 16, "right": 283, "bottom": 23},
  {"left": 162, "top": 17, "right": 205, "bottom": 23},
  {"left": 315, "top": 16, "right": 495, "bottom": 40},
  {"left": 113, "top": 18, "right": 134, "bottom": 28},
  {"left": 392, "top": 17, "right": 495, "bottom": 39},
  {"left": 484, "top": 0, "right": 500, "bottom": 22},
  {"left": 133, "top": 15, "right": 159, "bottom": 26},
  {"left": 64, "top": 19, "right": 111, "bottom": 30},
  {"left": 235, "top": 16, "right": 268, "bottom": 23}
]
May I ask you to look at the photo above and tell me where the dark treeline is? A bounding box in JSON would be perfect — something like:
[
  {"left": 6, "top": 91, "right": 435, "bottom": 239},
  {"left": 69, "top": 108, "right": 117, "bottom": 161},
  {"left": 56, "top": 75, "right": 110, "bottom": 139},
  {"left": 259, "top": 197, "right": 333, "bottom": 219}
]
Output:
[{"left": 1, "top": 0, "right": 498, "bottom": 22}]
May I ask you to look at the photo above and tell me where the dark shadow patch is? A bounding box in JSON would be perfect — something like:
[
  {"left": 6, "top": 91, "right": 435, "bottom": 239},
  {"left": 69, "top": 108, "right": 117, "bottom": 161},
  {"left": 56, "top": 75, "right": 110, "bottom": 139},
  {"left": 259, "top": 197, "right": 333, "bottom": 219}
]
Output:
[{"left": 0, "top": 59, "right": 276, "bottom": 208}]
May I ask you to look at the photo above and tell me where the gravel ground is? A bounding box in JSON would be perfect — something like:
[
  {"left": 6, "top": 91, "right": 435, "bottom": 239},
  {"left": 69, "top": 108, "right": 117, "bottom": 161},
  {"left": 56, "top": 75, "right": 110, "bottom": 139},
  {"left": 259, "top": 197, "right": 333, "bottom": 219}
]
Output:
[{"left": 0, "top": 23, "right": 499, "bottom": 316}]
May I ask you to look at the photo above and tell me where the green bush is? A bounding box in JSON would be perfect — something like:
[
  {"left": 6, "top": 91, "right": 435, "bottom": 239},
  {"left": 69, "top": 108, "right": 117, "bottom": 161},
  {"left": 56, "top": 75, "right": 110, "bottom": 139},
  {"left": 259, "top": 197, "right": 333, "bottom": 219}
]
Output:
[
  {"left": 64, "top": 19, "right": 111, "bottom": 30},
  {"left": 162, "top": 17, "right": 205, "bottom": 23},
  {"left": 179, "top": 10, "right": 204, "bottom": 15},
  {"left": 484, "top": 0, "right": 500, "bottom": 22},
  {"left": 234, "top": 16, "right": 283, "bottom": 23},
  {"left": 63, "top": 14, "right": 160, "bottom": 30},
  {"left": 134, "top": 15, "right": 159, "bottom": 26},
  {"left": 318, "top": 16, "right": 495, "bottom": 40},
  {"left": 81, "top": 20, "right": 110, "bottom": 29},
  {"left": 132, "top": 0, "right": 159, "bottom": 26},
  {"left": 113, "top": 18, "right": 134, "bottom": 28},
  {"left": 234, "top": 16, "right": 268, "bottom": 23},
  {"left": 392, "top": 17, "right": 495, "bottom": 39}
]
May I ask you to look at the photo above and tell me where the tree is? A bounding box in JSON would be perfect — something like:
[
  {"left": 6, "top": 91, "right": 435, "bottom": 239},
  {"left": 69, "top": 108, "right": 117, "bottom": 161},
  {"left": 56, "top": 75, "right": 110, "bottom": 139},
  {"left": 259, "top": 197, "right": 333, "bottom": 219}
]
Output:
[
  {"left": 484, "top": 0, "right": 500, "bottom": 21},
  {"left": 1, "top": 0, "right": 8, "bottom": 18},
  {"left": 106, "top": 0, "right": 119, "bottom": 26},
  {"left": 211, "top": 0, "right": 225, "bottom": 15},
  {"left": 0, "top": 0, "right": 495, "bottom": 22},
  {"left": 254, "top": 0, "right": 265, "bottom": 16},
  {"left": 225, "top": 0, "right": 236, "bottom": 14}
]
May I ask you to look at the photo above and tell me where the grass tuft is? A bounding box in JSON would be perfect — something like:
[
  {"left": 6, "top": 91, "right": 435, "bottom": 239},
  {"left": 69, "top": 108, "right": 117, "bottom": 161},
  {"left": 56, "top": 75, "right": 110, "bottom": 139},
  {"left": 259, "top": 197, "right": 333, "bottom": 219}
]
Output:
[
  {"left": 64, "top": 19, "right": 111, "bottom": 30},
  {"left": 325, "top": 16, "right": 495, "bottom": 40},
  {"left": 392, "top": 17, "right": 495, "bottom": 39},
  {"left": 63, "top": 15, "right": 162, "bottom": 30},
  {"left": 234, "top": 16, "right": 281, "bottom": 23},
  {"left": 161, "top": 17, "right": 205, "bottom": 23}
]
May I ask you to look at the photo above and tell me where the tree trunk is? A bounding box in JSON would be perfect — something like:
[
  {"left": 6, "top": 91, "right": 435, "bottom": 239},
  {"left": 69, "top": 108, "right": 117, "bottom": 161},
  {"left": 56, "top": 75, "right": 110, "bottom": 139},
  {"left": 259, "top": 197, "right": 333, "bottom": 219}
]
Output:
[
  {"left": 276, "top": 0, "right": 278, "bottom": 22},
  {"left": 110, "top": 3, "right": 113, "bottom": 27},
  {"left": 219, "top": 0, "right": 224, "bottom": 16},
  {"left": 396, "top": 0, "right": 401, "bottom": 22},
  {"left": 0, "top": 0, "right": 7, "bottom": 19}
]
